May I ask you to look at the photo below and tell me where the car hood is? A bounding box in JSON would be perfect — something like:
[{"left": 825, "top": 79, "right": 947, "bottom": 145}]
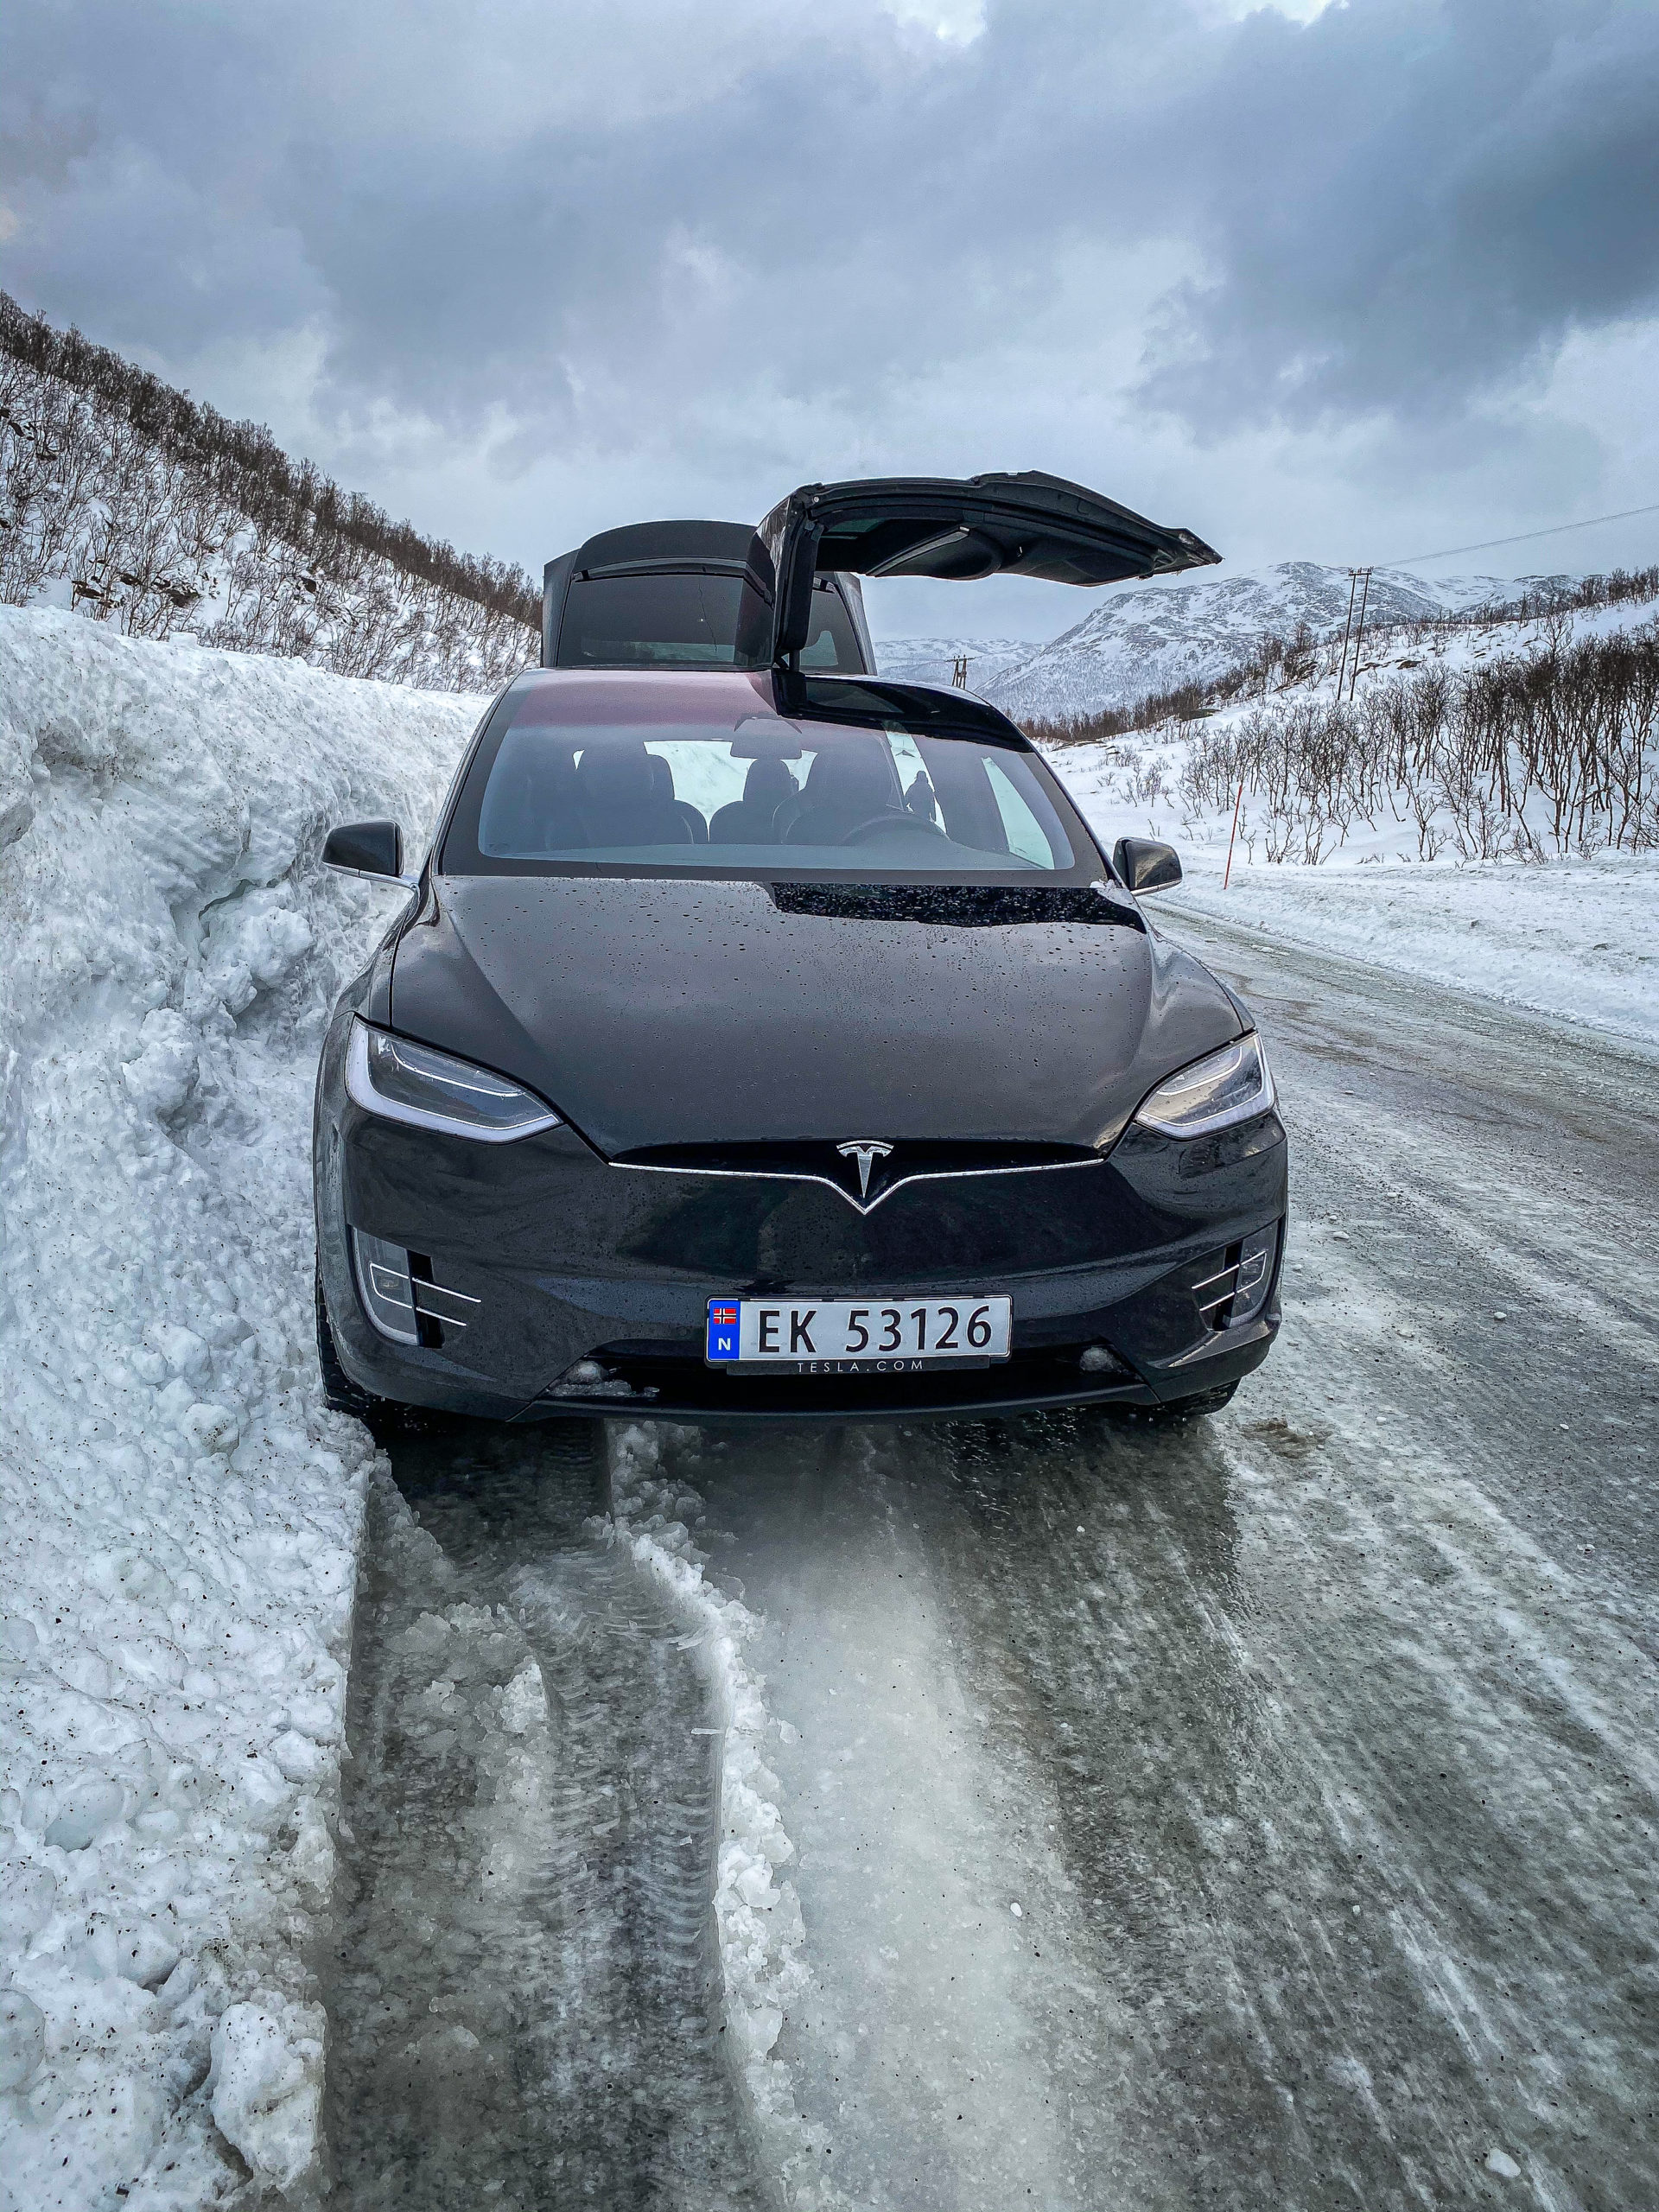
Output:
[{"left": 389, "top": 876, "right": 1243, "bottom": 1156}]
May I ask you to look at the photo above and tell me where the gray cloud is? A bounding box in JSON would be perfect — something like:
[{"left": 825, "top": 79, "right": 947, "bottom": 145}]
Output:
[
  {"left": 1144, "top": 0, "right": 1659, "bottom": 425},
  {"left": 3, "top": 0, "right": 1656, "bottom": 619}
]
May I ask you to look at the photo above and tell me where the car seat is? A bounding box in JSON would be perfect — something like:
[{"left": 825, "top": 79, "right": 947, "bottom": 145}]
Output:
[
  {"left": 478, "top": 732, "right": 584, "bottom": 853},
  {"left": 783, "top": 741, "right": 903, "bottom": 845},
  {"left": 574, "top": 740, "right": 695, "bottom": 849},
  {"left": 649, "top": 754, "right": 709, "bottom": 842},
  {"left": 709, "top": 758, "right": 799, "bottom": 844}
]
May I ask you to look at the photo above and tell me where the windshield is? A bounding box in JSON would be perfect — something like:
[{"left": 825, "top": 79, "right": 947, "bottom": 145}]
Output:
[
  {"left": 442, "top": 681, "right": 1085, "bottom": 880},
  {"left": 556, "top": 571, "right": 863, "bottom": 671}
]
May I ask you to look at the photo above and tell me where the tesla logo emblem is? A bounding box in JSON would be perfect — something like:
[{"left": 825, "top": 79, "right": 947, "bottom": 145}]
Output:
[{"left": 836, "top": 1140, "right": 893, "bottom": 1198}]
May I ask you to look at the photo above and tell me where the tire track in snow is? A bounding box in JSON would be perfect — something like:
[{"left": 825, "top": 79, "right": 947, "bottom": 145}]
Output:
[
  {"left": 911, "top": 1395, "right": 1658, "bottom": 2211},
  {"left": 324, "top": 1426, "right": 765, "bottom": 2212}
]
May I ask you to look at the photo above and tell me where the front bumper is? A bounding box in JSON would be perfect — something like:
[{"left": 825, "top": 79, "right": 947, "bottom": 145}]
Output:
[{"left": 315, "top": 1014, "right": 1287, "bottom": 1425}]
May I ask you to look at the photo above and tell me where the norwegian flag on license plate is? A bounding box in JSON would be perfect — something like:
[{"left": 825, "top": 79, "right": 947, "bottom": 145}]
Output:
[{"left": 706, "top": 1300, "right": 741, "bottom": 1360}]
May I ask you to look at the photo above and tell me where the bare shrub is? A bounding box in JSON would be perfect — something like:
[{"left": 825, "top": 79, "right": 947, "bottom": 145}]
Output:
[
  {"left": 1173, "top": 621, "right": 1659, "bottom": 861},
  {"left": 1024, "top": 680, "right": 1213, "bottom": 751}
]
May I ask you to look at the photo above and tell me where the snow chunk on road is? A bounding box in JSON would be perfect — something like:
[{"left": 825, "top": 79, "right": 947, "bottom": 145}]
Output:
[
  {"left": 0, "top": 607, "right": 483, "bottom": 2205},
  {"left": 209, "top": 1998, "right": 325, "bottom": 2191}
]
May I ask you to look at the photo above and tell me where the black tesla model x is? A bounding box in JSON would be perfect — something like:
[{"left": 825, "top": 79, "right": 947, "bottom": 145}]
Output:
[{"left": 314, "top": 472, "right": 1287, "bottom": 1424}]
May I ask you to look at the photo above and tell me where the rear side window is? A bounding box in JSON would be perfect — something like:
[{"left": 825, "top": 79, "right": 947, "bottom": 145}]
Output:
[
  {"left": 556, "top": 571, "right": 863, "bottom": 671},
  {"left": 798, "top": 584, "right": 861, "bottom": 669},
  {"left": 985, "top": 756, "right": 1055, "bottom": 866}
]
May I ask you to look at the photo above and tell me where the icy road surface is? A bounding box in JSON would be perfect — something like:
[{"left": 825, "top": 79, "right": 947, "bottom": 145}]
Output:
[{"left": 334, "top": 924, "right": 1659, "bottom": 2211}]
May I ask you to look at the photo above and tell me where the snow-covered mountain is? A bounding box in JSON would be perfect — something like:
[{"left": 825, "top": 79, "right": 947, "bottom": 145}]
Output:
[
  {"left": 880, "top": 563, "right": 1548, "bottom": 724},
  {"left": 868, "top": 636, "right": 1035, "bottom": 691}
]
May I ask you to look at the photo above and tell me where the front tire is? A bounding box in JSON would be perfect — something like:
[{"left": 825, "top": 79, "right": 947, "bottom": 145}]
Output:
[
  {"left": 315, "top": 1266, "right": 450, "bottom": 1440},
  {"left": 316, "top": 1266, "right": 379, "bottom": 1418}
]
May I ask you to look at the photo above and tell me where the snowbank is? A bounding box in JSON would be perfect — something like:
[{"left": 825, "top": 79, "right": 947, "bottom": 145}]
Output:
[{"left": 0, "top": 608, "right": 480, "bottom": 2206}]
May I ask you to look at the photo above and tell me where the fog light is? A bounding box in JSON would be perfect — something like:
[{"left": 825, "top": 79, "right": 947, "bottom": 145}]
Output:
[
  {"left": 563, "top": 1359, "right": 607, "bottom": 1385},
  {"left": 1230, "top": 1224, "right": 1278, "bottom": 1324},
  {"left": 1079, "top": 1344, "right": 1120, "bottom": 1373},
  {"left": 353, "top": 1230, "right": 418, "bottom": 1344}
]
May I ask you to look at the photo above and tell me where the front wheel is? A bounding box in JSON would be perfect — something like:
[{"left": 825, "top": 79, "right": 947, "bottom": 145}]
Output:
[
  {"left": 315, "top": 1266, "right": 448, "bottom": 1440},
  {"left": 315, "top": 1266, "right": 378, "bottom": 1418}
]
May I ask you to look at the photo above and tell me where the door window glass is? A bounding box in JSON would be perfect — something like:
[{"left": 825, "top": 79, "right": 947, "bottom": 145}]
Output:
[{"left": 985, "top": 755, "right": 1061, "bottom": 866}]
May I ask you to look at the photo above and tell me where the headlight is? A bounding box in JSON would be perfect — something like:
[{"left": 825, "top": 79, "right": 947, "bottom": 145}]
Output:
[
  {"left": 345, "top": 1019, "right": 562, "bottom": 1141},
  {"left": 1132, "top": 1033, "right": 1275, "bottom": 1139}
]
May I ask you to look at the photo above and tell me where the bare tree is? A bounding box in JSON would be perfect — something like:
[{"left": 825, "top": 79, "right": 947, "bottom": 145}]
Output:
[{"left": 1, "top": 292, "right": 538, "bottom": 690}]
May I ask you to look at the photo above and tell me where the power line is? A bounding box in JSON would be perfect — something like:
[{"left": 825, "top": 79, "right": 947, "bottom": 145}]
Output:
[{"left": 1381, "top": 501, "right": 1659, "bottom": 569}]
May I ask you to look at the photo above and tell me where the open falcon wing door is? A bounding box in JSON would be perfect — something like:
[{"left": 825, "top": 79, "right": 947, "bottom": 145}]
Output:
[{"left": 736, "top": 471, "right": 1221, "bottom": 665}]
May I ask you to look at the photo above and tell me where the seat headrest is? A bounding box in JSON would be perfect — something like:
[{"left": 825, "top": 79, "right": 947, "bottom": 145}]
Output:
[
  {"left": 802, "top": 742, "right": 894, "bottom": 807},
  {"left": 649, "top": 755, "right": 676, "bottom": 801},
  {"left": 576, "top": 740, "right": 655, "bottom": 804},
  {"left": 743, "top": 758, "right": 797, "bottom": 804}
]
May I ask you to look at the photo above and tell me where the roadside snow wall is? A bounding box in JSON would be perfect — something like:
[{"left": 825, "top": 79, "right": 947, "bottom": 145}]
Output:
[{"left": 0, "top": 607, "right": 480, "bottom": 2207}]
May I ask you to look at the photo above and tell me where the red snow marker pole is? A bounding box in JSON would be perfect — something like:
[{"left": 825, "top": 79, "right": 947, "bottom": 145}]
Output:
[{"left": 1224, "top": 777, "right": 1245, "bottom": 889}]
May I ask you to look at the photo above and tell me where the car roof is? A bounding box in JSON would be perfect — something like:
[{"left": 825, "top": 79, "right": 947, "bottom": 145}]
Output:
[
  {"left": 501, "top": 665, "right": 1028, "bottom": 745},
  {"left": 565, "top": 519, "right": 755, "bottom": 573},
  {"left": 505, "top": 666, "right": 775, "bottom": 724}
]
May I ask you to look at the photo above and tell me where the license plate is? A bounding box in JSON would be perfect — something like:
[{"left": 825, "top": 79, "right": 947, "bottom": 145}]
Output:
[{"left": 705, "top": 1295, "right": 1011, "bottom": 1371}]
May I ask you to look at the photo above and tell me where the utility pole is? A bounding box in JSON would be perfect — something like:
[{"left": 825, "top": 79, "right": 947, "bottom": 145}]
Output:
[
  {"left": 1345, "top": 567, "right": 1373, "bottom": 701},
  {"left": 1334, "top": 572, "right": 1359, "bottom": 696},
  {"left": 1333, "top": 566, "right": 1373, "bottom": 698},
  {"left": 1223, "top": 775, "right": 1246, "bottom": 889},
  {"left": 951, "top": 653, "right": 969, "bottom": 690}
]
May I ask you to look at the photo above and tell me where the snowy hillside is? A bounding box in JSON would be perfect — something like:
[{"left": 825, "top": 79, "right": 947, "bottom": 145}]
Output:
[
  {"left": 0, "top": 608, "right": 480, "bottom": 2205},
  {"left": 995, "top": 563, "right": 1456, "bottom": 721},
  {"left": 881, "top": 563, "right": 1543, "bottom": 723},
  {"left": 1041, "top": 587, "right": 1659, "bottom": 1048},
  {"left": 1, "top": 296, "right": 537, "bottom": 692}
]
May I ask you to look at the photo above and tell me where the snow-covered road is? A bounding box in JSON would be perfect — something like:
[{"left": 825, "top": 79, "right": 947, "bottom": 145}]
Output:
[
  {"left": 8, "top": 613, "right": 1652, "bottom": 2208},
  {"left": 337, "top": 923, "right": 1659, "bottom": 2212}
]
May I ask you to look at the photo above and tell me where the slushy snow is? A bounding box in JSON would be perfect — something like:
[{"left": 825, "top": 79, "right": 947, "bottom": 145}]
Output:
[{"left": 607, "top": 1425, "right": 854, "bottom": 2211}]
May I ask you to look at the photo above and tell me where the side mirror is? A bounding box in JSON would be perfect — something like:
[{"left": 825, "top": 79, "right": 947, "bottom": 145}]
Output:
[
  {"left": 323, "top": 820, "right": 416, "bottom": 888},
  {"left": 1112, "top": 836, "right": 1182, "bottom": 895}
]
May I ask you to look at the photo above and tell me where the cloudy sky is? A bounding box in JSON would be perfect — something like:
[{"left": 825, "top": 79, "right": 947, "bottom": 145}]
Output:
[{"left": 4, "top": 0, "right": 1657, "bottom": 638}]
